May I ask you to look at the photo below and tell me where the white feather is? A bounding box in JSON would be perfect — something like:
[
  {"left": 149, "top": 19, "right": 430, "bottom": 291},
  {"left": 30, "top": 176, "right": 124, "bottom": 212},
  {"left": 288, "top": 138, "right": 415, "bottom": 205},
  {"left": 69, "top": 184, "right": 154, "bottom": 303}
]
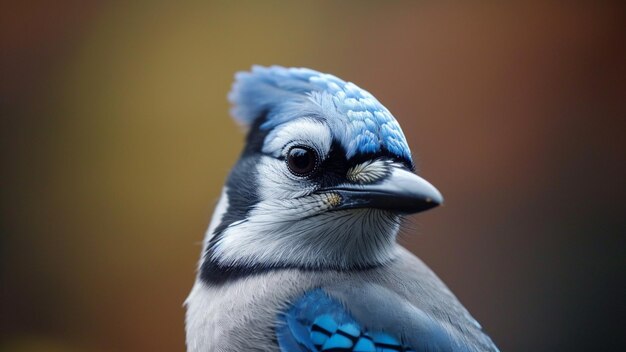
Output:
[
  {"left": 262, "top": 117, "right": 332, "bottom": 158},
  {"left": 211, "top": 198, "right": 401, "bottom": 269}
]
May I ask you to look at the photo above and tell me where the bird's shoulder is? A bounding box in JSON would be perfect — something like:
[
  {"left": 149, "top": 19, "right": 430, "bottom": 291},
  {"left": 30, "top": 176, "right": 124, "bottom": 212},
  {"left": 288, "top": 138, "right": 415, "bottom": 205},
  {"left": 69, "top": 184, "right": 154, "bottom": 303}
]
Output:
[{"left": 276, "top": 247, "right": 498, "bottom": 352}]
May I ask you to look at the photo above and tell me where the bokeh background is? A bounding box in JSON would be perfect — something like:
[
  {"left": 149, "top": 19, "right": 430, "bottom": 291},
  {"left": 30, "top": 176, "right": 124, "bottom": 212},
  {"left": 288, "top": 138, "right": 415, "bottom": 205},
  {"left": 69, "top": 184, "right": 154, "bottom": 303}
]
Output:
[{"left": 1, "top": 2, "right": 624, "bottom": 351}]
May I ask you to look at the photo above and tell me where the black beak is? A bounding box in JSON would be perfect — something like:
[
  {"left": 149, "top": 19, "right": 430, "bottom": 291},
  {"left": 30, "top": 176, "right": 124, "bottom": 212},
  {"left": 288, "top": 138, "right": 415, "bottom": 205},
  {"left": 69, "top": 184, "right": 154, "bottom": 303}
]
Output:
[{"left": 319, "top": 167, "right": 443, "bottom": 214}]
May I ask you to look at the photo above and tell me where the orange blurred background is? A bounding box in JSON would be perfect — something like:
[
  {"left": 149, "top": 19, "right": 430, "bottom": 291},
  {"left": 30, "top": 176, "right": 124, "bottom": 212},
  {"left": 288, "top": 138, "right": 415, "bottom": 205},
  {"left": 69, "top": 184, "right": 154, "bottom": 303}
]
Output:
[{"left": 1, "top": 2, "right": 624, "bottom": 351}]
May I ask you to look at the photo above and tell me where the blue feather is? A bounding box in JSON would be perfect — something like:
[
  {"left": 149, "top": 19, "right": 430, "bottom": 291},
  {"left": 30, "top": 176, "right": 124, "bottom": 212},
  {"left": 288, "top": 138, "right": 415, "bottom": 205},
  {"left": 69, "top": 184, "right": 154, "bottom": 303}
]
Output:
[
  {"left": 276, "top": 289, "right": 414, "bottom": 352},
  {"left": 228, "top": 66, "right": 412, "bottom": 162}
]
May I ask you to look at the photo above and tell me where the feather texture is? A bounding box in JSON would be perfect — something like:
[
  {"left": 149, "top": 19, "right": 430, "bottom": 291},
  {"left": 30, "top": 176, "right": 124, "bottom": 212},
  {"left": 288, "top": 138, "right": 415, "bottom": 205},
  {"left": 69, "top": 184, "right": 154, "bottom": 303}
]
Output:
[
  {"left": 228, "top": 65, "right": 412, "bottom": 161},
  {"left": 277, "top": 289, "right": 415, "bottom": 352},
  {"left": 186, "top": 248, "right": 498, "bottom": 351}
]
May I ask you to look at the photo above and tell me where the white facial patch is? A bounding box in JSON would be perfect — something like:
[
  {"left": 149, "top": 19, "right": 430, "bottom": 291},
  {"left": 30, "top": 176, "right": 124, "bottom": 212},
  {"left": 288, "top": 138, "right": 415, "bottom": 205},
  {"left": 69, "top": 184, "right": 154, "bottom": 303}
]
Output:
[
  {"left": 255, "top": 156, "right": 315, "bottom": 201},
  {"left": 211, "top": 201, "right": 401, "bottom": 269},
  {"left": 262, "top": 117, "right": 332, "bottom": 158},
  {"left": 205, "top": 187, "right": 229, "bottom": 243},
  {"left": 196, "top": 187, "right": 229, "bottom": 270}
]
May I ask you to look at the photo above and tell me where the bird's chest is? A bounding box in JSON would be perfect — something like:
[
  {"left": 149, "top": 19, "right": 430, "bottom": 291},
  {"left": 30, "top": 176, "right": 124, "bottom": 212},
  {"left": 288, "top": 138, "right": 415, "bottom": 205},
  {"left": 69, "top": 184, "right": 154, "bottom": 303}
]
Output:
[{"left": 185, "top": 270, "right": 326, "bottom": 352}]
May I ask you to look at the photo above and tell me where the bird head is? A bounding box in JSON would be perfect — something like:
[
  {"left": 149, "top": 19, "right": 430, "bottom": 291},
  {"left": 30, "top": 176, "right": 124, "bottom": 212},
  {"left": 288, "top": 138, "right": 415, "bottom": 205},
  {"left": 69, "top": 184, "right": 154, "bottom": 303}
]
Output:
[{"left": 202, "top": 66, "right": 442, "bottom": 278}]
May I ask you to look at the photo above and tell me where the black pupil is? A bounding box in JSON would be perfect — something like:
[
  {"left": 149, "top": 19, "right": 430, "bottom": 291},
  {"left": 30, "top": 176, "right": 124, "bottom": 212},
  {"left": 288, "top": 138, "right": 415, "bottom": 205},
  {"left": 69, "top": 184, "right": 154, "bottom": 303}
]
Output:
[{"left": 288, "top": 147, "right": 316, "bottom": 175}]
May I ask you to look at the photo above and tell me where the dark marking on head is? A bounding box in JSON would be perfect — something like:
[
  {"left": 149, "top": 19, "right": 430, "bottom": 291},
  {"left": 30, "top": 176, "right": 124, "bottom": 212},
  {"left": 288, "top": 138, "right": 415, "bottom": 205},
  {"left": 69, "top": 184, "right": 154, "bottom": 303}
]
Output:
[
  {"left": 348, "top": 147, "right": 415, "bottom": 171},
  {"left": 308, "top": 140, "right": 349, "bottom": 189},
  {"left": 308, "top": 140, "right": 414, "bottom": 190},
  {"left": 242, "top": 112, "right": 271, "bottom": 156},
  {"left": 201, "top": 115, "right": 269, "bottom": 283}
]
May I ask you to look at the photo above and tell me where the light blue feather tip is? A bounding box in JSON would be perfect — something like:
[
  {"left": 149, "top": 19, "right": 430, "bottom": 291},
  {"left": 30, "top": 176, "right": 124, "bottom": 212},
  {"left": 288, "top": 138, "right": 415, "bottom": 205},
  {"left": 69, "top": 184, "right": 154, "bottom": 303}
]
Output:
[{"left": 228, "top": 65, "right": 412, "bottom": 162}]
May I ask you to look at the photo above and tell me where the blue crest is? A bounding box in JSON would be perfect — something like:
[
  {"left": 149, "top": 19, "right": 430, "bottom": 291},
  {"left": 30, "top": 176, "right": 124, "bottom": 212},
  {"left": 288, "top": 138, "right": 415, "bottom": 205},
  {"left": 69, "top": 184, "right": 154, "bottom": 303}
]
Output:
[{"left": 228, "top": 66, "right": 412, "bottom": 162}]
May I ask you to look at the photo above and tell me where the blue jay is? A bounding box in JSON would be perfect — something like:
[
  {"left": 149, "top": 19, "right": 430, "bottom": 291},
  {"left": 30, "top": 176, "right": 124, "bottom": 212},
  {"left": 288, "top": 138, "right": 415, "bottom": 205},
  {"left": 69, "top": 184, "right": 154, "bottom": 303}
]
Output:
[{"left": 185, "top": 66, "right": 498, "bottom": 352}]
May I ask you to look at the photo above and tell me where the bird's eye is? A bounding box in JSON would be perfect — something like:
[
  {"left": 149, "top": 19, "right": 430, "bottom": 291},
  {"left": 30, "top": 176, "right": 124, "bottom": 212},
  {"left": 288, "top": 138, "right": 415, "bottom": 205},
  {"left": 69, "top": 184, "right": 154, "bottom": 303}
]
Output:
[{"left": 286, "top": 146, "right": 319, "bottom": 177}]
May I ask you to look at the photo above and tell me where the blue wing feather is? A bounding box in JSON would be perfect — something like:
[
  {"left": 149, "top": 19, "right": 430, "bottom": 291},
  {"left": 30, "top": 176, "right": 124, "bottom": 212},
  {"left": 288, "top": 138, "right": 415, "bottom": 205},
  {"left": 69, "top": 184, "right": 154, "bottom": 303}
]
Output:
[
  {"left": 276, "top": 289, "right": 413, "bottom": 352},
  {"left": 275, "top": 311, "right": 312, "bottom": 352}
]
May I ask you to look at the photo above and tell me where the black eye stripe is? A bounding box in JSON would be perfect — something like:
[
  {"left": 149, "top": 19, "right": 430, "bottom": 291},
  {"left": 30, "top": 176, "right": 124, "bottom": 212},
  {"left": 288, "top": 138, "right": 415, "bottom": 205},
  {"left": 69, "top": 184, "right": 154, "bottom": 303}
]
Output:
[{"left": 268, "top": 139, "right": 411, "bottom": 186}]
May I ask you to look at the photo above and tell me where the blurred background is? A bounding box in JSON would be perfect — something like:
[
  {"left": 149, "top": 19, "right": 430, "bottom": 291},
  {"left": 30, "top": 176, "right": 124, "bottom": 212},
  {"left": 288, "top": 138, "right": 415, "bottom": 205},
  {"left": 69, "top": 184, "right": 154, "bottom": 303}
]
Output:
[{"left": 1, "top": 1, "right": 624, "bottom": 351}]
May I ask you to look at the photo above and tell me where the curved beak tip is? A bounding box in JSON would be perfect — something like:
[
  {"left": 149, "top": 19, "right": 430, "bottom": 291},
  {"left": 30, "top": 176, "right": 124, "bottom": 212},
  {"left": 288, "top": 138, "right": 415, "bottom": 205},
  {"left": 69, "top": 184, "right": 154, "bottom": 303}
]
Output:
[
  {"left": 425, "top": 190, "right": 444, "bottom": 207},
  {"left": 425, "top": 197, "right": 439, "bottom": 205}
]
